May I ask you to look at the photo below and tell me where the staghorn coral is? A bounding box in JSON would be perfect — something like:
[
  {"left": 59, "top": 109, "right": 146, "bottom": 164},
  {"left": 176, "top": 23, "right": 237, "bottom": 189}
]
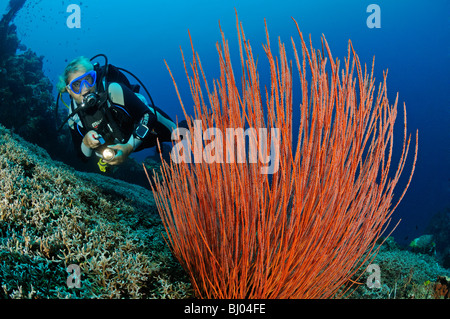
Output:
[{"left": 0, "top": 123, "right": 192, "bottom": 298}]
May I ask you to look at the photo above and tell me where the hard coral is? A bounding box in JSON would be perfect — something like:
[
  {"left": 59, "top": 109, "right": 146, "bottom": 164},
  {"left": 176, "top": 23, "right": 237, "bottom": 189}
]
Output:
[
  {"left": 0, "top": 124, "right": 192, "bottom": 298},
  {"left": 346, "top": 237, "right": 450, "bottom": 299},
  {"left": 433, "top": 276, "right": 449, "bottom": 299}
]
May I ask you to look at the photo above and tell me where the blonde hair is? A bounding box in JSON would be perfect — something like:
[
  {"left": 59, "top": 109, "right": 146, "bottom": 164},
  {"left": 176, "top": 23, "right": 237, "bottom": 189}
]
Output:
[{"left": 56, "top": 56, "right": 94, "bottom": 93}]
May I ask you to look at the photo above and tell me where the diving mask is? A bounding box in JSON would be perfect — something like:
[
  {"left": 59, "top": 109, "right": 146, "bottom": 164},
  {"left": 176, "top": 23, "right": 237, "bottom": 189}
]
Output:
[{"left": 67, "top": 70, "right": 97, "bottom": 94}]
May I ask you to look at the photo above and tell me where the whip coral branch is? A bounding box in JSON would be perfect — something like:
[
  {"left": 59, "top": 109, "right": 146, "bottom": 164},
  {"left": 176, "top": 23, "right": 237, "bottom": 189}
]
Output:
[{"left": 145, "top": 14, "right": 418, "bottom": 299}]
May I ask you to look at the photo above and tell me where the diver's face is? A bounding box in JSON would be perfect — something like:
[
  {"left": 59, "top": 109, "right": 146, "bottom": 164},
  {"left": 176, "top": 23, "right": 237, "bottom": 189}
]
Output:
[{"left": 67, "top": 69, "right": 97, "bottom": 104}]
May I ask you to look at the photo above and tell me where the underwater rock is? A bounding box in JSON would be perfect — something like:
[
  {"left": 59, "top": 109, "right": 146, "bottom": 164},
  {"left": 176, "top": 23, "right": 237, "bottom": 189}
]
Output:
[{"left": 73, "top": 169, "right": 159, "bottom": 220}]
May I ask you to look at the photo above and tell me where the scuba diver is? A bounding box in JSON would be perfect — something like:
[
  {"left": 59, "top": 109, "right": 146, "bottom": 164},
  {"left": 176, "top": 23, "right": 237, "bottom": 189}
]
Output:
[{"left": 56, "top": 55, "right": 177, "bottom": 171}]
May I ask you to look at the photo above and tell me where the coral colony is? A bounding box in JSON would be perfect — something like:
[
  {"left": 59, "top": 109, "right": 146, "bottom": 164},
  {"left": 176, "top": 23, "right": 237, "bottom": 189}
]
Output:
[
  {"left": 0, "top": 124, "right": 192, "bottom": 298},
  {"left": 148, "top": 15, "right": 419, "bottom": 298}
]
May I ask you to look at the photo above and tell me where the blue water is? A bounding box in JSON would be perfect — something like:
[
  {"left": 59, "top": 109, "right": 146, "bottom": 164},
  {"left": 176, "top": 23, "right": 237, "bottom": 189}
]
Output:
[{"left": 4, "top": 0, "right": 449, "bottom": 244}]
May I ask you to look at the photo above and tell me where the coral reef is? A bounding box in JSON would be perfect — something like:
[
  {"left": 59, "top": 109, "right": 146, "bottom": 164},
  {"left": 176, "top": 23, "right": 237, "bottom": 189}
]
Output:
[
  {"left": 0, "top": 0, "right": 26, "bottom": 60},
  {"left": 0, "top": 0, "right": 75, "bottom": 166},
  {"left": 433, "top": 276, "right": 449, "bottom": 299},
  {"left": 0, "top": 123, "right": 192, "bottom": 298},
  {"left": 1, "top": 120, "right": 447, "bottom": 299},
  {"left": 0, "top": 50, "right": 56, "bottom": 145},
  {"left": 346, "top": 237, "right": 450, "bottom": 299}
]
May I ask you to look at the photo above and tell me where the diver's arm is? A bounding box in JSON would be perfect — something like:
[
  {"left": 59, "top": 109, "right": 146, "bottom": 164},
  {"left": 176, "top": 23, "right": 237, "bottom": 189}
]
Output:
[
  {"left": 126, "top": 133, "right": 142, "bottom": 151},
  {"left": 124, "top": 111, "right": 157, "bottom": 152},
  {"left": 81, "top": 130, "right": 103, "bottom": 156},
  {"left": 68, "top": 123, "right": 91, "bottom": 161},
  {"left": 81, "top": 142, "right": 93, "bottom": 157},
  {"left": 68, "top": 103, "right": 95, "bottom": 159}
]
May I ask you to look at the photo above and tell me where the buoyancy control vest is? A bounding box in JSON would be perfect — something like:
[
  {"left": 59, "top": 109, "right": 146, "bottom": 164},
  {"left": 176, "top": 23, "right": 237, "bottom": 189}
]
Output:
[{"left": 73, "top": 63, "right": 138, "bottom": 145}]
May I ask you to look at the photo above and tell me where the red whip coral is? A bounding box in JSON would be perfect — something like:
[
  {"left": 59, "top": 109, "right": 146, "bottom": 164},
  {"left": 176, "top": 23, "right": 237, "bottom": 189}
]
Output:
[{"left": 146, "top": 15, "right": 418, "bottom": 298}]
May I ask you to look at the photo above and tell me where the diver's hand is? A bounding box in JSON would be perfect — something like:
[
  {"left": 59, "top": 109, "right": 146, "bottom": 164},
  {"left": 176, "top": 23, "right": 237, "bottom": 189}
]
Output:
[
  {"left": 106, "top": 143, "right": 133, "bottom": 165},
  {"left": 83, "top": 130, "right": 102, "bottom": 149}
]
